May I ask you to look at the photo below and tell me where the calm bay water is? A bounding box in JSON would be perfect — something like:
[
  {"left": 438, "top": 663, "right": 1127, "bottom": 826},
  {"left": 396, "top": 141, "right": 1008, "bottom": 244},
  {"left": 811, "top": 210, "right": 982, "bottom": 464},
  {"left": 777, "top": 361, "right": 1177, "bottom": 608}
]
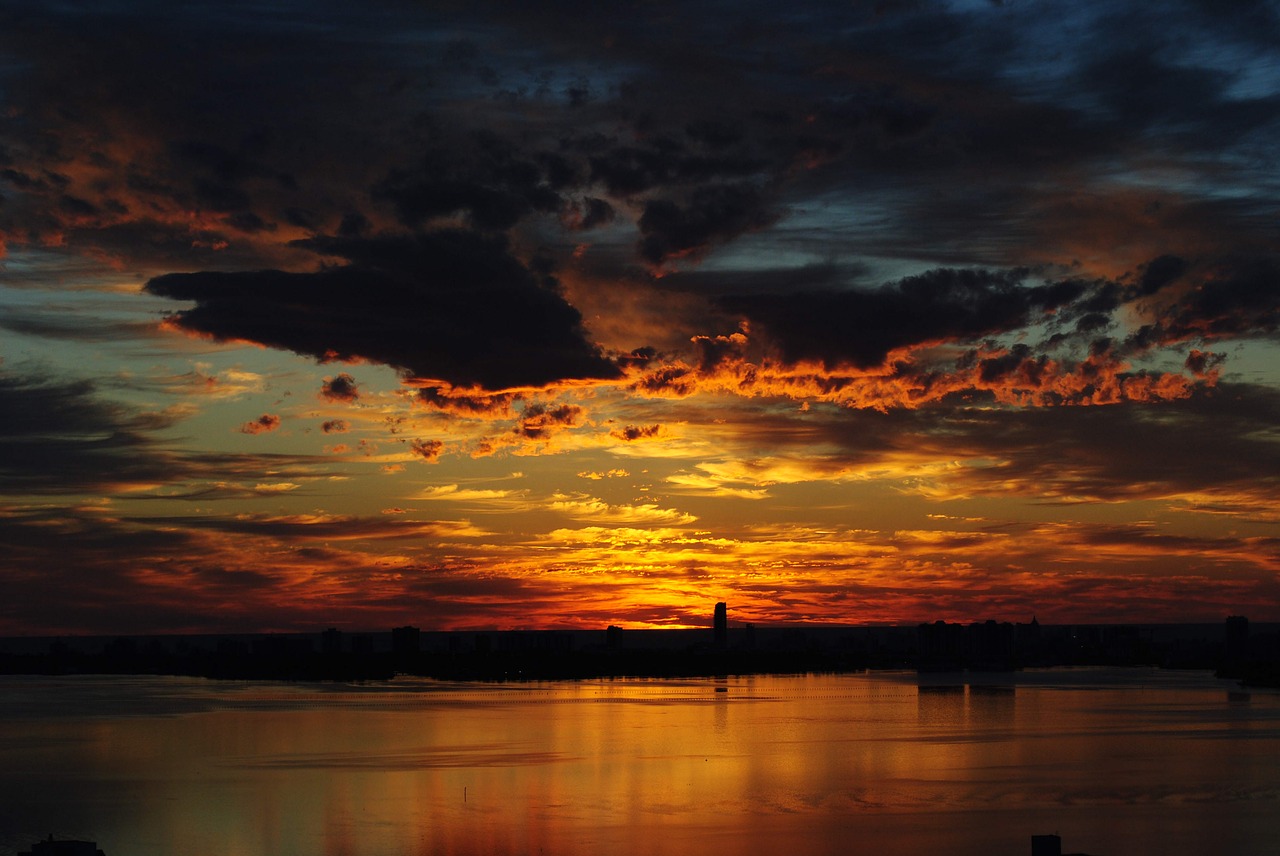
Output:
[{"left": 0, "top": 669, "right": 1277, "bottom": 856}]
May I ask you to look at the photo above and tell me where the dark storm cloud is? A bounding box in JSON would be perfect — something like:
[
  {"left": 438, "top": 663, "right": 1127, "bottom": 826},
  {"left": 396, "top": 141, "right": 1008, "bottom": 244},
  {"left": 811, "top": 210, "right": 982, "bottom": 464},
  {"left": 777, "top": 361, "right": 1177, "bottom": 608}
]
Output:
[
  {"left": 1138, "top": 255, "right": 1189, "bottom": 296},
  {"left": 653, "top": 262, "right": 871, "bottom": 297},
  {"left": 638, "top": 184, "right": 778, "bottom": 265},
  {"left": 145, "top": 231, "right": 621, "bottom": 390},
  {"left": 1158, "top": 257, "right": 1280, "bottom": 341},
  {"left": 1072, "top": 38, "right": 1280, "bottom": 150},
  {"left": 377, "top": 130, "right": 564, "bottom": 233},
  {"left": 1112, "top": 255, "right": 1280, "bottom": 356},
  {"left": 7, "top": 0, "right": 1265, "bottom": 412},
  {"left": 722, "top": 267, "right": 1084, "bottom": 369},
  {"left": 0, "top": 309, "right": 159, "bottom": 343},
  {"left": 3, "top": 0, "right": 1274, "bottom": 300},
  {"left": 0, "top": 370, "right": 332, "bottom": 496},
  {"left": 0, "top": 506, "right": 215, "bottom": 635},
  {"left": 0, "top": 372, "right": 179, "bottom": 494},
  {"left": 796, "top": 382, "right": 1280, "bottom": 506},
  {"left": 0, "top": 0, "right": 447, "bottom": 264},
  {"left": 0, "top": 506, "right": 467, "bottom": 635},
  {"left": 585, "top": 139, "right": 772, "bottom": 198},
  {"left": 559, "top": 196, "right": 615, "bottom": 231},
  {"left": 710, "top": 252, "right": 1280, "bottom": 375},
  {"left": 0, "top": 2, "right": 1277, "bottom": 398},
  {"left": 950, "top": 383, "right": 1280, "bottom": 503}
]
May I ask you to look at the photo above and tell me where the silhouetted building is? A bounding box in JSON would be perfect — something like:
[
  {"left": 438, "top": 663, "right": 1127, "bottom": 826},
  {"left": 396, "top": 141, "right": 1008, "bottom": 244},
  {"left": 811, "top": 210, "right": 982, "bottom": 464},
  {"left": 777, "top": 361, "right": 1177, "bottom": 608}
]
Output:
[
  {"left": 1226, "top": 615, "right": 1250, "bottom": 655},
  {"left": 321, "top": 628, "right": 343, "bottom": 655},
  {"left": 19, "top": 835, "right": 105, "bottom": 856},
  {"left": 105, "top": 637, "right": 137, "bottom": 660},
  {"left": 714, "top": 602, "right": 727, "bottom": 648},
  {"left": 971, "top": 619, "right": 1015, "bottom": 667},
  {"left": 1031, "top": 834, "right": 1061, "bottom": 856},
  {"left": 1016, "top": 616, "right": 1043, "bottom": 660},
  {"left": 391, "top": 625, "right": 421, "bottom": 655},
  {"left": 606, "top": 625, "right": 624, "bottom": 650},
  {"left": 918, "top": 620, "right": 965, "bottom": 668},
  {"left": 216, "top": 637, "right": 249, "bottom": 657},
  {"left": 252, "top": 634, "right": 290, "bottom": 657},
  {"left": 498, "top": 631, "right": 574, "bottom": 652}
]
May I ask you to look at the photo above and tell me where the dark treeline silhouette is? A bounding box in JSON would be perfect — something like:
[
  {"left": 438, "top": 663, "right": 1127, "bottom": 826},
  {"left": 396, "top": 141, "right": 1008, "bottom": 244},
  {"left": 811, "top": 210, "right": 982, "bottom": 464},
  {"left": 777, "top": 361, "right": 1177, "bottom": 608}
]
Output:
[{"left": 2, "top": 614, "right": 1277, "bottom": 685}]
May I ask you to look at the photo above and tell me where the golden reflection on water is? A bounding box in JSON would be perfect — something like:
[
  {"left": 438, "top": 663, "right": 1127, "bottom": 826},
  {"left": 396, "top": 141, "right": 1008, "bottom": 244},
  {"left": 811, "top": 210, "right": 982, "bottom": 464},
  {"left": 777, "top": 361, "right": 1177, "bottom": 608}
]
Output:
[{"left": 2, "top": 672, "right": 1279, "bottom": 856}]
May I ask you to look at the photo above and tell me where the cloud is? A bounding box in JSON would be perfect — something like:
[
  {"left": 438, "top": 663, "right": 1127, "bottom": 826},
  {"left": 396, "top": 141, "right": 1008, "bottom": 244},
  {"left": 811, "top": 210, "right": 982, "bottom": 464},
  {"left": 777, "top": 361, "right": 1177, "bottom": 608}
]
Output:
[
  {"left": 0, "top": 368, "right": 340, "bottom": 504},
  {"left": 604, "top": 255, "right": 1280, "bottom": 412},
  {"left": 611, "top": 424, "right": 661, "bottom": 442},
  {"left": 239, "top": 413, "right": 281, "bottom": 435},
  {"left": 549, "top": 494, "right": 697, "bottom": 526},
  {"left": 148, "top": 367, "right": 266, "bottom": 400},
  {"left": 4, "top": 0, "right": 1280, "bottom": 633},
  {"left": 578, "top": 469, "right": 630, "bottom": 480},
  {"left": 0, "top": 371, "right": 178, "bottom": 495},
  {"left": 253, "top": 482, "right": 299, "bottom": 494},
  {"left": 0, "top": 310, "right": 160, "bottom": 345},
  {"left": 628, "top": 337, "right": 1205, "bottom": 412},
  {"left": 409, "top": 438, "right": 443, "bottom": 462},
  {"left": 320, "top": 419, "right": 349, "bottom": 434},
  {"left": 133, "top": 481, "right": 310, "bottom": 502},
  {"left": 1128, "top": 256, "right": 1280, "bottom": 348},
  {"left": 515, "top": 402, "right": 585, "bottom": 440},
  {"left": 320, "top": 373, "right": 359, "bottom": 402},
  {"left": 145, "top": 231, "right": 622, "bottom": 391},
  {"left": 375, "top": 128, "right": 567, "bottom": 233},
  {"left": 913, "top": 383, "right": 1280, "bottom": 506},
  {"left": 686, "top": 381, "right": 1280, "bottom": 511},
  {"left": 637, "top": 183, "right": 778, "bottom": 266},
  {"left": 414, "top": 385, "right": 522, "bottom": 417},
  {"left": 559, "top": 196, "right": 615, "bottom": 231},
  {"left": 414, "top": 484, "right": 520, "bottom": 504},
  {"left": 145, "top": 511, "right": 483, "bottom": 542},
  {"left": 1184, "top": 349, "right": 1226, "bottom": 378},
  {"left": 720, "top": 267, "right": 1085, "bottom": 371}
]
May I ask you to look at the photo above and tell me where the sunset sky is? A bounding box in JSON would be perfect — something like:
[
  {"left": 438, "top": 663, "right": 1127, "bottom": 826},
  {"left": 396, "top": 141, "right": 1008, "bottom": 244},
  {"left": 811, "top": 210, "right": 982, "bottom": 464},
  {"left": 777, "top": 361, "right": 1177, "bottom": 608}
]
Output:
[{"left": 2, "top": 0, "right": 1279, "bottom": 635}]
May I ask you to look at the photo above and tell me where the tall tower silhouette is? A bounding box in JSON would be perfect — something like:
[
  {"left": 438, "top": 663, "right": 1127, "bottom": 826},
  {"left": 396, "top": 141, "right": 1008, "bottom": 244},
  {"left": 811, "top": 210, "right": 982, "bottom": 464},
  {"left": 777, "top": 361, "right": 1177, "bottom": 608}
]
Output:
[{"left": 713, "top": 602, "right": 727, "bottom": 648}]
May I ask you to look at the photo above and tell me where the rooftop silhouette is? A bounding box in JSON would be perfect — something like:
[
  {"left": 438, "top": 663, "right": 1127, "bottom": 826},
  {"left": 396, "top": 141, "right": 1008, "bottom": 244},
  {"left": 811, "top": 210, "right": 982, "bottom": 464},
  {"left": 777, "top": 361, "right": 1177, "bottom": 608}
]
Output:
[{"left": 18, "top": 836, "right": 106, "bottom": 856}]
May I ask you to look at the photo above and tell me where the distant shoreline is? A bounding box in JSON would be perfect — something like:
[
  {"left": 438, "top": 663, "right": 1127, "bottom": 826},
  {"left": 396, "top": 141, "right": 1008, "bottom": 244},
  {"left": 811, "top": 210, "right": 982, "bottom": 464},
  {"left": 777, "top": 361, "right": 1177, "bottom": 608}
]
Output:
[{"left": 2, "top": 621, "right": 1276, "bottom": 687}]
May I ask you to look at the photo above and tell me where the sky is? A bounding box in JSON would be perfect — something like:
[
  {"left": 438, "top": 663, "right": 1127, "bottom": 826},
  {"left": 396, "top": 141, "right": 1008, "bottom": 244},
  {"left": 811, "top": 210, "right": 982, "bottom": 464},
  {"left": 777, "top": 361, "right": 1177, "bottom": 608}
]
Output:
[{"left": 1, "top": 0, "right": 1279, "bottom": 635}]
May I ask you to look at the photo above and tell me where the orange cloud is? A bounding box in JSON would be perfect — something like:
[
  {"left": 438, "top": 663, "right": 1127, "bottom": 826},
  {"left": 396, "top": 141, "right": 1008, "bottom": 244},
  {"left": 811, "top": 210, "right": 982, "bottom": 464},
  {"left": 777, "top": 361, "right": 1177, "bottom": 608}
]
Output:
[
  {"left": 320, "top": 373, "right": 359, "bottom": 403},
  {"left": 409, "top": 438, "right": 443, "bottom": 462},
  {"left": 239, "top": 413, "right": 281, "bottom": 434},
  {"left": 409, "top": 383, "right": 523, "bottom": 418},
  {"left": 548, "top": 494, "right": 697, "bottom": 525},
  {"left": 610, "top": 424, "right": 662, "bottom": 441},
  {"left": 627, "top": 336, "right": 1207, "bottom": 412}
]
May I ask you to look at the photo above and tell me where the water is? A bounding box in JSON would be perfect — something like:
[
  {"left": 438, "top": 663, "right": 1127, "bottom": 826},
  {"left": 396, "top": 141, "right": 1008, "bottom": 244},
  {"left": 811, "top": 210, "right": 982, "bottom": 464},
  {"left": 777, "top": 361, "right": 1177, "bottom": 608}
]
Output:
[{"left": 0, "top": 669, "right": 1277, "bottom": 856}]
